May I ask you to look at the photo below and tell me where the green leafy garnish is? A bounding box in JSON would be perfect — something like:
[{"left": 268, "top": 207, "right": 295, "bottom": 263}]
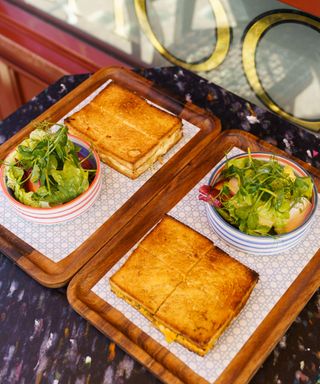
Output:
[
  {"left": 213, "top": 152, "right": 313, "bottom": 236},
  {"left": 4, "top": 122, "right": 96, "bottom": 208}
]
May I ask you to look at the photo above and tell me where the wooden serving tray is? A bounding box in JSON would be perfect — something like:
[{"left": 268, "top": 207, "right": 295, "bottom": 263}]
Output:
[
  {"left": 67, "top": 130, "right": 320, "bottom": 384},
  {"left": 0, "top": 67, "right": 220, "bottom": 288}
]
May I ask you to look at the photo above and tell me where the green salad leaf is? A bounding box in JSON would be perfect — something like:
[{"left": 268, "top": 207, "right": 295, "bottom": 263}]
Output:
[
  {"left": 213, "top": 153, "right": 314, "bottom": 236},
  {"left": 4, "top": 122, "right": 95, "bottom": 208}
]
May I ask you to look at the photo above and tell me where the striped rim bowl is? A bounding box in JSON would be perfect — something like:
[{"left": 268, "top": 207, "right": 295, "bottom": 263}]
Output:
[
  {"left": 0, "top": 134, "right": 102, "bottom": 225},
  {"left": 206, "top": 152, "right": 318, "bottom": 255}
]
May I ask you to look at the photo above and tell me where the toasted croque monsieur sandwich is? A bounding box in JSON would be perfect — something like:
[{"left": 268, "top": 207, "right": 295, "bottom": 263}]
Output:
[
  {"left": 65, "top": 82, "right": 182, "bottom": 179},
  {"left": 110, "top": 215, "right": 259, "bottom": 356}
]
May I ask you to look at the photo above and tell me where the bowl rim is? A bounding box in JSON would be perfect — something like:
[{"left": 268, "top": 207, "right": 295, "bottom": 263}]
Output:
[
  {"left": 207, "top": 151, "right": 318, "bottom": 239},
  {"left": 206, "top": 207, "right": 307, "bottom": 255},
  {"left": 0, "top": 134, "right": 101, "bottom": 212}
]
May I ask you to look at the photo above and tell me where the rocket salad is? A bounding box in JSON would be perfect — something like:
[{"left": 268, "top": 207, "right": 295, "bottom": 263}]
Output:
[
  {"left": 202, "top": 152, "right": 314, "bottom": 236},
  {"left": 4, "top": 123, "right": 95, "bottom": 208}
]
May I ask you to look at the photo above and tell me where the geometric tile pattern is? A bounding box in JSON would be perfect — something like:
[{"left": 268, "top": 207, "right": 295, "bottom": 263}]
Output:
[
  {"left": 93, "top": 148, "right": 320, "bottom": 383},
  {"left": 0, "top": 80, "right": 199, "bottom": 263}
]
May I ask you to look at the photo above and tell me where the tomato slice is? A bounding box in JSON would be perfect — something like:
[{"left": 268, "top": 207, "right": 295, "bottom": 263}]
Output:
[
  {"left": 25, "top": 179, "right": 40, "bottom": 192},
  {"left": 24, "top": 170, "right": 40, "bottom": 192}
]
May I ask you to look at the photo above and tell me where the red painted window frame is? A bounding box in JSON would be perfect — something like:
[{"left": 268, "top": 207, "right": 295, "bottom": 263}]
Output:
[
  {"left": 279, "top": 0, "right": 320, "bottom": 17},
  {"left": 0, "top": 1, "right": 139, "bottom": 75}
]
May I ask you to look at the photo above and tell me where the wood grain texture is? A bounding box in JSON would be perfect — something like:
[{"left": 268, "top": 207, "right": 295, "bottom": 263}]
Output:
[
  {"left": 0, "top": 33, "right": 66, "bottom": 85},
  {"left": 0, "top": 66, "right": 220, "bottom": 287},
  {"left": 0, "top": 225, "right": 35, "bottom": 262},
  {"left": 0, "top": 57, "right": 49, "bottom": 119},
  {"left": 0, "top": 59, "right": 22, "bottom": 119},
  {"left": 67, "top": 130, "right": 320, "bottom": 384}
]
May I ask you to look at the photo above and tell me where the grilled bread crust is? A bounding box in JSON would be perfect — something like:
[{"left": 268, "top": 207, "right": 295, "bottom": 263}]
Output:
[
  {"left": 65, "top": 82, "right": 182, "bottom": 179},
  {"left": 110, "top": 215, "right": 259, "bottom": 356}
]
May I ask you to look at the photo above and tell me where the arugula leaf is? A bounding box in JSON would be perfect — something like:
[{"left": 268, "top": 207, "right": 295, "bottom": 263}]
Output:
[
  {"left": 4, "top": 122, "right": 95, "bottom": 208},
  {"left": 293, "top": 177, "right": 313, "bottom": 200},
  {"left": 31, "top": 164, "right": 40, "bottom": 182},
  {"left": 213, "top": 153, "right": 314, "bottom": 236}
]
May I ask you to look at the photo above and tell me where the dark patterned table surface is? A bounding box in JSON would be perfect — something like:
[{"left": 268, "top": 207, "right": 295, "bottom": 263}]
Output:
[{"left": 0, "top": 67, "right": 319, "bottom": 384}]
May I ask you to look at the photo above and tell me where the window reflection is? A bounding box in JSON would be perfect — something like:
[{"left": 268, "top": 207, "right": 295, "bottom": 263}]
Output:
[{"left": 20, "top": 0, "right": 320, "bottom": 131}]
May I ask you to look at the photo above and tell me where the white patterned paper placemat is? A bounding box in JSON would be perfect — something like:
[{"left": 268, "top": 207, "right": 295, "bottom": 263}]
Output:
[
  {"left": 92, "top": 147, "right": 320, "bottom": 383},
  {"left": 0, "top": 80, "right": 200, "bottom": 263}
]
